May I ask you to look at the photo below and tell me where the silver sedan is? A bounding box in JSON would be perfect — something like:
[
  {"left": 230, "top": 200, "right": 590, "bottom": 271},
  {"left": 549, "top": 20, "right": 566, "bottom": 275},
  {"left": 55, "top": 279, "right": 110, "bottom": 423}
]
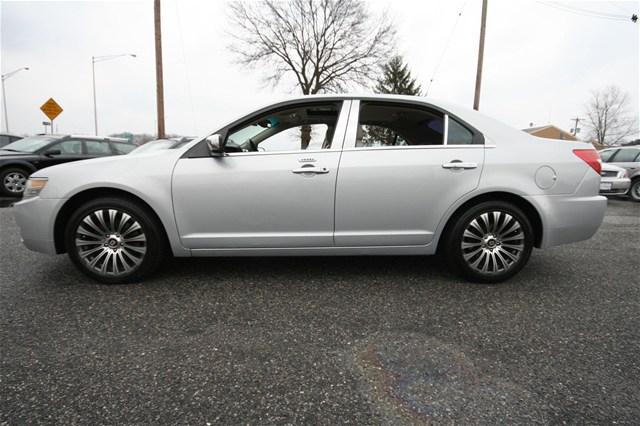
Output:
[
  {"left": 13, "top": 95, "right": 607, "bottom": 284},
  {"left": 599, "top": 163, "right": 630, "bottom": 196}
]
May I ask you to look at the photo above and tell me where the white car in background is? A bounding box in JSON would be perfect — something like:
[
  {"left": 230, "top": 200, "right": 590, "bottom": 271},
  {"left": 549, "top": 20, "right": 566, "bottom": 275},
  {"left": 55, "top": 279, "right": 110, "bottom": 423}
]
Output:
[
  {"left": 599, "top": 146, "right": 640, "bottom": 201},
  {"left": 13, "top": 95, "right": 607, "bottom": 284},
  {"left": 599, "top": 163, "right": 630, "bottom": 196}
]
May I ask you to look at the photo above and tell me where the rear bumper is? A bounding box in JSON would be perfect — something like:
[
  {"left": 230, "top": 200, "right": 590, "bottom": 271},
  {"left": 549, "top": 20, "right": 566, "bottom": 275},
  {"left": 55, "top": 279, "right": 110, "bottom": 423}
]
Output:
[
  {"left": 525, "top": 193, "right": 607, "bottom": 249},
  {"left": 13, "top": 196, "right": 64, "bottom": 255}
]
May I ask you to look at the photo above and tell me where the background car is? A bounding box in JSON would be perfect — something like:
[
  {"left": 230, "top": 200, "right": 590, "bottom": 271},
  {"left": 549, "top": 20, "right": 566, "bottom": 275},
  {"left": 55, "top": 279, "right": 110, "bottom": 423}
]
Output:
[
  {"left": 13, "top": 95, "right": 607, "bottom": 285},
  {"left": 129, "top": 137, "right": 193, "bottom": 155},
  {"left": 0, "top": 132, "right": 23, "bottom": 148},
  {"left": 0, "top": 134, "right": 135, "bottom": 196},
  {"left": 599, "top": 146, "right": 640, "bottom": 201},
  {"left": 599, "top": 163, "right": 630, "bottom": 196}
]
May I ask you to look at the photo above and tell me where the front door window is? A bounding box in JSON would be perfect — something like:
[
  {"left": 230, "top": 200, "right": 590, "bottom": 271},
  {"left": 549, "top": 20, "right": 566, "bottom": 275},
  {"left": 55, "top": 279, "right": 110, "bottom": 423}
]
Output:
[{"left": 225, "top": 103, "right": 341, "bottom": 153}]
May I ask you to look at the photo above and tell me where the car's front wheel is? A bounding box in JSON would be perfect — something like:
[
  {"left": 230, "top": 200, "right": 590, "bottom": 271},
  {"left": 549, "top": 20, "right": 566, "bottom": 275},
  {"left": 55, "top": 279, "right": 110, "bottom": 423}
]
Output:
[
  {"left": 443, "top": 201, "right": 534, "bottom": 283},
  {"left": 1, "top": 167, "right": 29, "bottom": 197},
  {"left": 65, "top": 197, "right": 166, "bottom": 284},
  {"left": 630, "top": 178, "right": 640, "bottom": 202}
]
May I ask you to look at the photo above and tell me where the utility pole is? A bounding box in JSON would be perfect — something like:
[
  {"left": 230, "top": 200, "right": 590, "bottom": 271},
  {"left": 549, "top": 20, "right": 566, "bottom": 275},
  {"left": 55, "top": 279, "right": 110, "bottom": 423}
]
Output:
[
  {"left": 154, "top": 0, "right": 166, "bottom": 139},
  {"left": 570, "top": 117, "right": 583, "bottom": 136},
  {"left": 473, "top": 0, "right": 488, "bottom": 111}
]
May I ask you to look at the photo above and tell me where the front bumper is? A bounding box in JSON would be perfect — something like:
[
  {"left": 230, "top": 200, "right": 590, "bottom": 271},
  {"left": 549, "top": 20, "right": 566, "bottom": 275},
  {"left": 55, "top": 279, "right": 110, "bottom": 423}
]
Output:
[
  {"left": 13, "top": 196, "right": 64, "bottom": 255},
  {"left": 599, "top": 177, "right": 630, "bottom": 195}
]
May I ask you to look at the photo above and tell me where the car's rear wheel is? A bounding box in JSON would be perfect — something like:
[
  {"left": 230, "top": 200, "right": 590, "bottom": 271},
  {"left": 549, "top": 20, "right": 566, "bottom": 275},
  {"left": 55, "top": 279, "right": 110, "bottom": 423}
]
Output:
[
  {"left": 65, "top": 197, "right": 166, "bottom": 284},
  {"left": 1, "top": 167, "right": 29, "bottom": 197},
  {"left": 444, "top": 201, "right": 534, "bottom": 283},
  {"left": 630, "top": 179, "right": 640, "bottom": 202}
]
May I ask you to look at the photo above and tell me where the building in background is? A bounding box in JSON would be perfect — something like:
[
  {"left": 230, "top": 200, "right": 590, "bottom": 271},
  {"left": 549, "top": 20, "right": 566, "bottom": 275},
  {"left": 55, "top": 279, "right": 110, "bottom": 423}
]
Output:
[{"left": 523, "top": 125, "right": 577, "bottom": 141}]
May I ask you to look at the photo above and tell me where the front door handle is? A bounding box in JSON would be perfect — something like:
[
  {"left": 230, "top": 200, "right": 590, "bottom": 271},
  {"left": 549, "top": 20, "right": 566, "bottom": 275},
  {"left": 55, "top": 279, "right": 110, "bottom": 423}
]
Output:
[
  {"left": 442, "top": 161, "right": 478, "bottom": 170},
  {"left": 292, "top": 166, "right": 329, "bottom": 174}
]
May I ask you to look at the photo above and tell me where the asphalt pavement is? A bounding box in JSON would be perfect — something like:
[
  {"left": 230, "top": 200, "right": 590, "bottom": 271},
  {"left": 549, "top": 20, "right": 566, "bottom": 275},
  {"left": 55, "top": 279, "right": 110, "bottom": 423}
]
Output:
[{"left": 1, "top": 198, "right": 639, "bottom": 424}]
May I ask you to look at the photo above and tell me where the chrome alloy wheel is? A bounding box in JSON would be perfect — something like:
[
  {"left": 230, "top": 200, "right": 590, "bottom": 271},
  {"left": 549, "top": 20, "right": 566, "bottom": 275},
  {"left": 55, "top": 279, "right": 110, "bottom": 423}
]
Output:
[
  {"left": 3, "top": 171, "right": 27, "bottom": 194},
  {"left": 632, "top": 181, "right": 640, "bottom": 201},
  {"left": 461, "top": 211, "right": 525, "bottom": 274},
  {"left": 74, "top": 209, "right": 147, "bottom": 276}
]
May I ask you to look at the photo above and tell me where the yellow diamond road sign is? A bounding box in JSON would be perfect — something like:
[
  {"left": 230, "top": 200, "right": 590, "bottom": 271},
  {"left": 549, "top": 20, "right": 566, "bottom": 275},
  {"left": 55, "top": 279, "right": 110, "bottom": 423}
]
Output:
[{"left": 40, "top": 98, "right": 63, "bottom": 121}]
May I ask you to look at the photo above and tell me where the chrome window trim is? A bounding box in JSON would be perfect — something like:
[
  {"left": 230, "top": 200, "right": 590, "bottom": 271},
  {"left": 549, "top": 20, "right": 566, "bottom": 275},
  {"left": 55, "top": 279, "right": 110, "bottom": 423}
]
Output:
[
  {"left": 341, "top": 145, "right": 486, "bottom": 153},
  {"left": 225, "top": 148, "right": 342, "bottom": 158}
]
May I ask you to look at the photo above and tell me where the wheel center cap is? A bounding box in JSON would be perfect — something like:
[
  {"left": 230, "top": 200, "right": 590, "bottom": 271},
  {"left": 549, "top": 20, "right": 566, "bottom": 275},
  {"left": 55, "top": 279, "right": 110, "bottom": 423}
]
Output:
[
  {"left": 105, "top": 235, "right": 122, "bottom": 250},
  {"left": 482, "top": 234, "right": 499, "bottom": 249}
]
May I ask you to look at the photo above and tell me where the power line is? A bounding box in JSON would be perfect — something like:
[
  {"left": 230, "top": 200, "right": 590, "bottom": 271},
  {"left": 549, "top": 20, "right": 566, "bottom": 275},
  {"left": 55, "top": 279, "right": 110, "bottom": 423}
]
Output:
[
  {"left": 607, "top": 0, "right": 637, "bottom": 15},
  {"left": 548, "top": 1, "right": 628, "bottom": 18},
  {"left": 535, "top": 1, "right": 633, "bottom": 22},
  {"left": 425, "top": 0, "right": 469, "bottom": 97}
]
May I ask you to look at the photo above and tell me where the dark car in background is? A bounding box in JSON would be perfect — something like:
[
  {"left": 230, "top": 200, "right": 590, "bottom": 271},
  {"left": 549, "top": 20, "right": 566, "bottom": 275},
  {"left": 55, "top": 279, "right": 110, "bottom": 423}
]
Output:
[
  {"left": 0, "top": 134, "right": 136, "bottom": 196},
  {"left": 0, "top": 133, "right": 23, "bottom": 148}
]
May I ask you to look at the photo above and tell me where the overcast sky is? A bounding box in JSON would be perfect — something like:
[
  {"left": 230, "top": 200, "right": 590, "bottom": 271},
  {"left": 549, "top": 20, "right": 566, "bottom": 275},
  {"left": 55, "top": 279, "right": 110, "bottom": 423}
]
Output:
[{"left": 1, "top": 0, "right": 638, "bottom": 139}]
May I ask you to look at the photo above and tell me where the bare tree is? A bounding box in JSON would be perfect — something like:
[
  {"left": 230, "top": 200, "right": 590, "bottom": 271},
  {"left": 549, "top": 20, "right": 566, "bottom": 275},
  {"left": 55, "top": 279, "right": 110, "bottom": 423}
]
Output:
[
  {"left": 228, "top": 0, "right": 395, "bottom": 95},
  {"left": 584, "top": 86, "right": 637, "bottom": 146}
]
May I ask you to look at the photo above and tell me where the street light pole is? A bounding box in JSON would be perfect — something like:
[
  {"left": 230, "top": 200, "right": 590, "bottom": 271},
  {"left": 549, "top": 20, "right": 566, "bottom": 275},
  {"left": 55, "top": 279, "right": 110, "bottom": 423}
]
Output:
[
  {"left": 92, "top": 56, "right": 98, "bottom": 136},
  {"left": 1, "top": 67, "right": 29, "bottom": 133},
  {"left": 91, "top": 54, "right": 136, "bottom": 135}
]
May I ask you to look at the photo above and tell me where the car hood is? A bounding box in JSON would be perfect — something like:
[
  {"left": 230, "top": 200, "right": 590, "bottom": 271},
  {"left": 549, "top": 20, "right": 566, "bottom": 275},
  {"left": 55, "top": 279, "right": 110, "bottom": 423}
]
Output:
[
  {"left": 0, "top": 150, "right": 37, "bottom": 159},
  {"left": 32, "top": 149, "right": 185, "bottom": 199}
]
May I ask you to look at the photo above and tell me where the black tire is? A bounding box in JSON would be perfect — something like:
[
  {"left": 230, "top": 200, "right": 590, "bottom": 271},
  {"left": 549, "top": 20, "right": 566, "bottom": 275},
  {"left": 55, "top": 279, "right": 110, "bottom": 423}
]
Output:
[
  {"left": 0, "top": 167, "right": 30, "bottom": 197},
  {"left": 65, "top": 197, "right": 167, "bottom": 284},
  {"left": 629, "top": 178, "right": 640, "bottom": 202},
  {"left": 443, "top": 201, "right": 534, "bottom": 284}
]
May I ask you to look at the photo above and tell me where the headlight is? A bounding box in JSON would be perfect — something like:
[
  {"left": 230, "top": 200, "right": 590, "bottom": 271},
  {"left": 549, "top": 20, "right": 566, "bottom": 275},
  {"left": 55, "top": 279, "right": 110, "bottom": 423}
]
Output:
[{"left": 23, "top": 177, "right": 48, "bottom": 198}]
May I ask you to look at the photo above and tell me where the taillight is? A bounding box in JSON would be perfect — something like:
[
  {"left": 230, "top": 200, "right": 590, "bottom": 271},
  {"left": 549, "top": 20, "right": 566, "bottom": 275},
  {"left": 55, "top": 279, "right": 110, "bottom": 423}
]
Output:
[{"left": 573, "top": 149, "right": 601, "bottom": 175}]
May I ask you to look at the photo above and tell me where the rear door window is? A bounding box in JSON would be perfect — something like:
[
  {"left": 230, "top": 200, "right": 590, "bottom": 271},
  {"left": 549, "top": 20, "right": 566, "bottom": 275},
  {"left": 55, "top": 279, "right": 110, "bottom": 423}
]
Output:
[
  {"left": 84, "top": 140, "right": 112, "bottom": 156},
  {"left": 612, "top": 148, "right": 640, "bottom": 163},
  {"left": 355, "top": 102, "right": 444, "bottom": 148}
]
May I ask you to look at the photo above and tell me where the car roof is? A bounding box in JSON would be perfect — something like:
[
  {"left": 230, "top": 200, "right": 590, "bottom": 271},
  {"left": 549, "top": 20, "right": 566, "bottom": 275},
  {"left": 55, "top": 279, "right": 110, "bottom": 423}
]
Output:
[
  {"left": 43, "top": 134, "right": 131, "bottom": 143},
  {"left": 231, "top": 93, "right": 527, "bottom": 146},
  {"left": 0, "top": 132, "right": 22, "bottom": 137}
]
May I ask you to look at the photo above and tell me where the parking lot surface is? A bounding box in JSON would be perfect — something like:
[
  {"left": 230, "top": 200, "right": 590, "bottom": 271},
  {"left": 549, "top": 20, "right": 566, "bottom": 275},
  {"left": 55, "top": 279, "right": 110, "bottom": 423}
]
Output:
[{"left": 1, "top": 199, "right": 639, "bottom": 424}]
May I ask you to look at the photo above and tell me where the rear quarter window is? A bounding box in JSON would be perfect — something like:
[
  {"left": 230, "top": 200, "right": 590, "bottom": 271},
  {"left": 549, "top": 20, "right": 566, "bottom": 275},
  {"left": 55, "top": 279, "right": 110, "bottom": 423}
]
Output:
[{"left": 111, "top": 142, "right": 136, "bottom": 154}]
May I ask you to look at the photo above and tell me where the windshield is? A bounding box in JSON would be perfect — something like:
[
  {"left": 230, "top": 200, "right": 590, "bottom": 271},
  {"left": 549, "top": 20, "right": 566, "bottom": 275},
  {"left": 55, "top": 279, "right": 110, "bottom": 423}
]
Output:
[{"left": 1, "top": 135, "right": 56, "bottom": 153}]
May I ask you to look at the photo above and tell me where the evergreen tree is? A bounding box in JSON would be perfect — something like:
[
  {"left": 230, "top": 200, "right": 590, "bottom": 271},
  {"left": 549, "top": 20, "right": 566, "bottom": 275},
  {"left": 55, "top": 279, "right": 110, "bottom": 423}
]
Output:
[
  {"left": 374, "top": 56, "right": 422, "bottom": 96},
  {"left": 362, "top": 56, "right": 422, "bottom": 146}
]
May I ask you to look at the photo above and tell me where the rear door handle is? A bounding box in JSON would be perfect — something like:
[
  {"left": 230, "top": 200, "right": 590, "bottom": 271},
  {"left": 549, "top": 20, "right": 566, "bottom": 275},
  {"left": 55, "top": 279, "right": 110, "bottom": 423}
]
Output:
[
  {"left": 442, "top": 161, "right": 478, "bottom": 170},
  {"left": 292, "top": 166, "right": 329, "bottom": 174}
]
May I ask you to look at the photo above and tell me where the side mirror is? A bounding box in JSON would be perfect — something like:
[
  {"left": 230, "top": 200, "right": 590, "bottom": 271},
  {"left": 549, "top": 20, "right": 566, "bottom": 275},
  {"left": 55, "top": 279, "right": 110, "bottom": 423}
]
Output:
[
  {"left": 43, "top": 149, "right": 61, "bottom": 157},
  {"left": 206, "top": 134, "right": 225, "bottom": 157}
]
